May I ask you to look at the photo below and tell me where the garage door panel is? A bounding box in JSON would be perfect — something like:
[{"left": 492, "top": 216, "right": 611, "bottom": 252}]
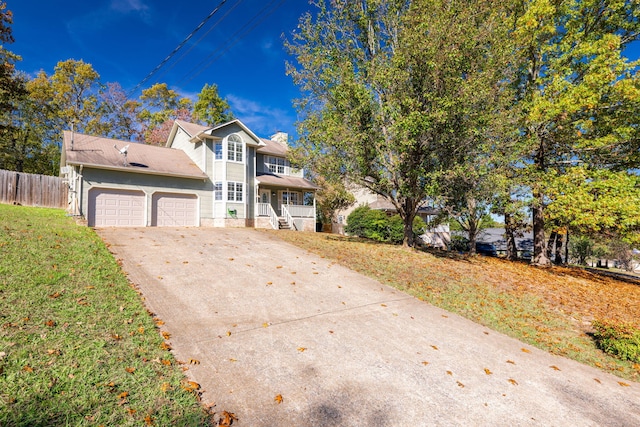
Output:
[
  {"left": 152, "top": 193, "right": 197, "bottom": 227},
  {"left": 89, "top": 189, "right": 145, "bottom": 227}
]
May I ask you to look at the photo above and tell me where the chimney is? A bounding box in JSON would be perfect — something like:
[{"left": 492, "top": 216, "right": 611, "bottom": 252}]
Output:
[{"left": 270, "top": 131, "right": 288, "bottom": 146}]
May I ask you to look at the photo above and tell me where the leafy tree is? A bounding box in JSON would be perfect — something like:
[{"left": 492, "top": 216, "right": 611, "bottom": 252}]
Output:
[
  {"left": 545, "top": 167, "right": 640, "bottom": 245},
  {"left": 0, "top": 2, "right": 31, "bottom": 172},
  {"left": 193, "top": 83, "right": 233, "bottom": 126},
  {"left": 511, "top": 0, "right": 640, "bottom": 266},
  {"left": 286, "top": 0, "right": 514, "bottom": 247},
  {"left": 27, "top": 59, "right": 104, "bottom": 136},
  {"left": 312, "top": 176, "right": 355, "bottom": 227},
  {"left": 137, "top": 83, "right": 193, "bottom": 144}
]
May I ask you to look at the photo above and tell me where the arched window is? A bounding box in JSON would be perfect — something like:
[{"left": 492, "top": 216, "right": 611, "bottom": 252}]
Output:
[{"left": 227, "top": 134, "right": 243, "bottom": 162}]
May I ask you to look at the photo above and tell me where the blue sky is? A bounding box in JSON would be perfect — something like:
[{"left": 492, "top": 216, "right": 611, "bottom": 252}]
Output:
[
  {"left": 8, "top": 1, "right": 640, "bottom": 141},
  {"left": 9, "top": 0, "right": 314, "bottom": 138}
]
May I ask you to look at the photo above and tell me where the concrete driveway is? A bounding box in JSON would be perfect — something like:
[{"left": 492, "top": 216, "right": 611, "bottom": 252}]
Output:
[{"left": 98, "top": 227, "right": 640, "bottom": 426}]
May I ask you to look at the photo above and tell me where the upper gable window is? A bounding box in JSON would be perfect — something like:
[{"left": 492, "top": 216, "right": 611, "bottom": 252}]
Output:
[
  {"left": 214, "top": 142, "right": 223, "bottom": 160},
  {"left": 227, "top": 134, "right": 243, "bottom": 162}
]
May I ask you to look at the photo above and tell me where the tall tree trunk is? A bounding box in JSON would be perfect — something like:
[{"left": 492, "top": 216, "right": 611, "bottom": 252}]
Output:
[
  {"left": 531, "top": 187, "right": 550, "bottom": 266},
  {"left": 504, "top": 211, "right": 518, "bottom": 260},
  {"left": 554, "top": 233, "right": 563, "bottom": 265},
  {"left": 402, "top": 198, "right": 417, "bottom": 247}
]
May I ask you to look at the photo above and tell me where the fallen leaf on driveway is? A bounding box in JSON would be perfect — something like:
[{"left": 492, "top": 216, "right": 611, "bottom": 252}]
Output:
[
  {"left": 484, "top": 368, "right": 492, "bottom": 375},
  {"left": 297, "top": 347, "right": 307, "bottom": 352},
  {"left": 550, "top": 365, "right": 561, "bottom": 371},
  {"left": 508, "top": 378, "right": 518, "bottom": 385},
  {"left": 618, "top": 382, "right": 630, "bottom": 387},
  {"left": 274, "top": 394, "right": 283, "bottom": 404},
  {"left": 521, "top": 348, "right": 530, "bottom": 353}
]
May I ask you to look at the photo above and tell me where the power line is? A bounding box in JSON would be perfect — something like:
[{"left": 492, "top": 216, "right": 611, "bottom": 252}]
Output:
[
  {"left": 127, "top": 0, "right": 229, "bottom": 97},
  {"left": 175, "top": 0, "right": 288, "bottom": 87},
  {"left": 152, "top": 0, "right": 245, "bottom": 85}
]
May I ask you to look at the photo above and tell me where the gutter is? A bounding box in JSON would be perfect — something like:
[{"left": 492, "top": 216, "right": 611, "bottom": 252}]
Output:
[{"left": 66, "top": 161, "right": 208, "bottom": 181}]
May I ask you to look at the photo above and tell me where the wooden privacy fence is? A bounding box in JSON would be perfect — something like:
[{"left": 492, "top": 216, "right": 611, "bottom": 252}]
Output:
[{"left": 0, "top": 169, "right": 68, "bottom": 209}]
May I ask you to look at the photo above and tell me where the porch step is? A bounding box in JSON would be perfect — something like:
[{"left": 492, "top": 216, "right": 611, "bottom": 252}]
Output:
[{"left": 278, "top": 218, "right": 291, "bottom": 230}]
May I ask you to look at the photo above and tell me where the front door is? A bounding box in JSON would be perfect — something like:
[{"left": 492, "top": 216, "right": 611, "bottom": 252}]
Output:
[{"left": 259, "top": 189, "right": 270, "bottom": 204}]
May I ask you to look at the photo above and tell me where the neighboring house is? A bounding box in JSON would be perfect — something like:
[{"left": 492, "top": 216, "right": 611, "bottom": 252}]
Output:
[
  {"left": 60, "top": 119, "right": 317, "bottom": 230},
  {"left": 474, "top": 227, "right": 534, "bottom": 257},
  {"left": 333, "top": 185, "right": 450, "bottom": 247}
]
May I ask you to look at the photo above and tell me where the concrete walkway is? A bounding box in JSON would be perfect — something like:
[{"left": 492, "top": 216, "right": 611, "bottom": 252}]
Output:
[{"left": 98, "top": 227, "right": 640, "bottom": 426}]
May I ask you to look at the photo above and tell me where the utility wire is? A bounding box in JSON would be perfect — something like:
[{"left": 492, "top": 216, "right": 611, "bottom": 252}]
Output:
[
  {"left": 175, "top": 0, "right": 287, "bottom": 87},
  {"left": 127, "top": 0, "right": 228, "bottom": 97},
  {"left": 152, "top": 0, "right": 245, "bottom": 85}
]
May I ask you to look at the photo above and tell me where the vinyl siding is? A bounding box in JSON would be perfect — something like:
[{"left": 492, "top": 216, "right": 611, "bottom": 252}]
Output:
[{"left": 79, "top": 168, "right": 212, "bottom": 225}]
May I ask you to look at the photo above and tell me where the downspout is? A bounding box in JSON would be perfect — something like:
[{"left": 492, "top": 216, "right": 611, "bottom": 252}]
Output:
[{"left": 77, "top": 165, "right": 84, "bottom": 216}]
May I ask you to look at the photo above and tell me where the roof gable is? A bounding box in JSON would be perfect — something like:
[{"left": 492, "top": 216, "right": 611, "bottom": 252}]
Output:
[
  {"left": 62, "top": 131, "right": 208, "bottom": 180},
  {"left": 167, "top": 119, "right": 264, "bottom": 148}
]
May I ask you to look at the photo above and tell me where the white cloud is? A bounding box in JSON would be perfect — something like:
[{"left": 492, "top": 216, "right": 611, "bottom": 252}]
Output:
[{"left": 227, "top": 94, "right": 295, "bottom": 137}]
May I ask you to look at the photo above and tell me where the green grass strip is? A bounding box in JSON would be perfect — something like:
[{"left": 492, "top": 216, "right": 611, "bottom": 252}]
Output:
[{"left": 0, "top": 205, "right": 209, "bottom": 426}]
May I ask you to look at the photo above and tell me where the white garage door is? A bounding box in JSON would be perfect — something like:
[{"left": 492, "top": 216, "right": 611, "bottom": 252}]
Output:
[
  {"left": 89, "top": 188, "right": 145, "bottom": 227},
  {"left": 152, "top": 193, "right": 198, "bottom": 227}
]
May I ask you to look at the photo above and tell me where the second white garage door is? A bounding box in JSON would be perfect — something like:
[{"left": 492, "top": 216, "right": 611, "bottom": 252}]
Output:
[
  {"left": 152, "top": 193, "right": 198, "bottom": 226},
  {"left": 89, "top": 188, "right": 145, "bottom": 227}
]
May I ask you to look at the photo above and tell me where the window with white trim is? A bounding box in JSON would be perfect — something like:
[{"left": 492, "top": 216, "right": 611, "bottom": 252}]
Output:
[
  {"left": 227, "top": 134, "right": 243, "bottom": 162},
  {"left": 227, "top": 182, "right": 243, "bottom": 202},
  {"left": 214, "top": 142, "right": 223, "bottom": 160},
  {"left": 265, "top": 155, "right": 288, "bottom": 174},
  {"left": 282, "top": 191, "right": 300, "bottom": 205},
  {"left": 214, "top": 182, "right": 223, "bottom": 200}
]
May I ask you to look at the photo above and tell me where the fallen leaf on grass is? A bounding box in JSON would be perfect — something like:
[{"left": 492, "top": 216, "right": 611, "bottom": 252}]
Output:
[
  {"left": 125, "top": 367, "right": 135, "bottom": 374},
  {"left": 161, "top": 359, "right": 171, "bottom": 366},
  {"left": 49, "top": 292, "right": 62, "bottom": 299},
  {"left": 160, "top": 382, "right": 172, "bottom": 392},
  {"left": 274, "top": 394, "right": 283, "bottom": 404},
  {"left": 161, "top": 331, "right": 171, "bottom": 340},
  {"left": 22, "top": 365, "right": 34, "bottom": 372},
  {"left": 119, "top": 391, "right": 129, "bottom": 399},
  {"left": 127, "top": 408, "right": 136, "bottom": 415},
  {"left": 144, "top": 414, "right": 154, "bottom": 425},
  {"left": 161, "top": 342, "right": 172, "bottom": 351},
  {"left": 45, "top": 320, "right": 56, "bottom": 328}
]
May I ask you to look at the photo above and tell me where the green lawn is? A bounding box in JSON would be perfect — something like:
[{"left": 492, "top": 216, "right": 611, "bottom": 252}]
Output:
[{"left": 0, "top": 205, "right": 210, "bottom": 426}]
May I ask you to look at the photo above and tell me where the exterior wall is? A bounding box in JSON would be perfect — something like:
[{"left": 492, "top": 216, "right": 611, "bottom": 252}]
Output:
[
  {"left": 79, "top": 168, "right": 212, "bottom": 226},
  {"left": 247, "top": 147, "right": 256, "bottom": 219},
  {"left": 226, "top": 163, "right": 244, "bottom": 182},
  {"left": 171, "top": 128, "right": 203, "bottom": 170}
]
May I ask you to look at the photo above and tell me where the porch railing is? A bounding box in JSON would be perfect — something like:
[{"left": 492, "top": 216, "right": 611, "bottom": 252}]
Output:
[
  {"left": 282, "top": 205, "right": 295, "bottom": 230},
  {"left": 257, "top": 203, "right": 279, "bottom": 229},
  {"left": 284, "top": 205, "right": 315, "bottom": 218},
  {"left": 257, "top": 203, "right": 315, "bottom": 218}
]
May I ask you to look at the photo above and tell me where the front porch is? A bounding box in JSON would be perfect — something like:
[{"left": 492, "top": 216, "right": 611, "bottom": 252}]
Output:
[{"left": 256, "top": 202, "right": 316, "bottom": 231}]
